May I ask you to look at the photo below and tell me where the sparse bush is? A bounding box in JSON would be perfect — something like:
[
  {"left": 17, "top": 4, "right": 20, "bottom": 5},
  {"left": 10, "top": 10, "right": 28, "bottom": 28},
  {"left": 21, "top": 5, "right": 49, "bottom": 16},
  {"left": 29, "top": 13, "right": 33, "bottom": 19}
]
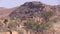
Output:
[
  {"left": 8, "top": 22, "right": 17, "bottom": 30},
  {"left": 3, "top": 19, "right": 8, "bottom": 24}
]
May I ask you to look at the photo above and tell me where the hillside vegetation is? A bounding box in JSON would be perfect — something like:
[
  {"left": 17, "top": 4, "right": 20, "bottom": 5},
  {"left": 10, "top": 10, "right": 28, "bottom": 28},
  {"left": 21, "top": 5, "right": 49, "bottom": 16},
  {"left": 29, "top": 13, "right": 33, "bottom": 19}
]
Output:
[{"left": 0, "top": 1, "right": 60, "bottom": 34}]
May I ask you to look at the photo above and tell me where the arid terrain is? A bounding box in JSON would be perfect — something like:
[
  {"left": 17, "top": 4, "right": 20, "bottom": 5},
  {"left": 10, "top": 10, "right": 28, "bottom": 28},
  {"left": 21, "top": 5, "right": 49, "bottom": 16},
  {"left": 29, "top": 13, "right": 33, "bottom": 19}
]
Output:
[{"left": 0, "top": 1, "right": 60, "bottom": 34}]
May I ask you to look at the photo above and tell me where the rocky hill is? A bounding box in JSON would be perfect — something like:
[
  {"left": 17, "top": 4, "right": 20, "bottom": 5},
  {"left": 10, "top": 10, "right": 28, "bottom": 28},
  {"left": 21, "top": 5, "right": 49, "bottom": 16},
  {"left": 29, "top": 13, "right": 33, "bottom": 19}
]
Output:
[
  {"left": 0, "top": 1, "right": 60, "bottom": 34},
  {"left": 9, "top": 2, "right": 60, "bottom": 20}
]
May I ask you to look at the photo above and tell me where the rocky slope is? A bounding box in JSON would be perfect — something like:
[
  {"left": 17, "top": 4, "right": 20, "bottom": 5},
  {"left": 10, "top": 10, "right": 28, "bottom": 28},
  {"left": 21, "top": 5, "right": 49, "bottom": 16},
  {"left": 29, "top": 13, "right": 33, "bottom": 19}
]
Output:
[
  {"left": 9, "top": 2, "right": 55, "bottom": 19},
  {"left": 0, "top": 1, "right": 60, "bottom": 34},
  {"left": 8, "top": 2, "right": 60, "bottom": 34},
  {"left": 9, "top": 2, "right": 60, "bottom": 20}
]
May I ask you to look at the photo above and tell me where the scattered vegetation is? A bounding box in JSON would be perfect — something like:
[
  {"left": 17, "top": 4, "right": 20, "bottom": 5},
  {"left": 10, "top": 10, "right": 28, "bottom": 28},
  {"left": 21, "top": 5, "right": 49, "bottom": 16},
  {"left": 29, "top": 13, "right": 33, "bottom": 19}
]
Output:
[
  {"left": 23, "top": 11, "right": 54, "bottom": 34},
  {"left": 41, "top": 11, "right": 53, "bottom": 21},
  {"left": 7, "top": 22, "right": 18, "bottom": 34},
  {"left": 0, "top": 2, "right": 57, "bottom": 34},
  {"left": 24, "top": 20, "right": 52, "bottom": 34},
  {"left": 8, "top": 22, "right": 17, "bottom": 30}
]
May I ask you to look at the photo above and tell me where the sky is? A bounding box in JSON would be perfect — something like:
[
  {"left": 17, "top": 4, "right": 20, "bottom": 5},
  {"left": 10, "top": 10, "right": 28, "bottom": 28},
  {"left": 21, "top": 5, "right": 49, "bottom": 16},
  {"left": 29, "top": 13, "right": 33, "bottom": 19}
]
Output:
[{"left": 0, "top": 0, "right": 60, "bottom": 8}]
